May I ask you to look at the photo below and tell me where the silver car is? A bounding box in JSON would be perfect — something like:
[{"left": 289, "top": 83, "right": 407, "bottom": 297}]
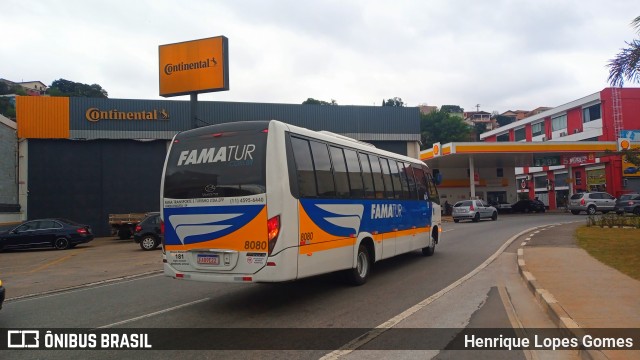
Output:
[
  {"left": 452, "top": 200, "right": 498, "bottom": 223},
  {"left": 568, "top": 192, "right": 616, "bottom": 215}
]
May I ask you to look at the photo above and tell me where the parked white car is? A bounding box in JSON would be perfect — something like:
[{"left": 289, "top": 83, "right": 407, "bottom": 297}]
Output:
[{"left": 452, "top": 200, "right": 498, "bottom": 223}]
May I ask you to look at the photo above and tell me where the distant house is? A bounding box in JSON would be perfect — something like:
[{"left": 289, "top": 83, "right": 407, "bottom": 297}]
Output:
[
  {"left": 463, "top": 111, "right": 495, "bottom": 130},
  {"left": 0, "top": 79, "right": 47, "bottom": 96}
]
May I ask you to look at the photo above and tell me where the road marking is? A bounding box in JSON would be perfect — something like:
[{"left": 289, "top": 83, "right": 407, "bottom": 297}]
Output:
[
  {"left": 7, "top": 272, "right": 163, "bottom": 302},
  {"left": 95, "top": 298, "right": 210, "bottom": 329},
  {"left": 28, "top": 248, "right": 88, "bottom": 273},
  {"left": 320, "top": 225, "right": 541, "bottom": 360}
]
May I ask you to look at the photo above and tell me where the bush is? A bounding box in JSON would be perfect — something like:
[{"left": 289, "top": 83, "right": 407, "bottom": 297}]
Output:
[{"left": 586, "top": 213, "right": 640, "bottom": 228}]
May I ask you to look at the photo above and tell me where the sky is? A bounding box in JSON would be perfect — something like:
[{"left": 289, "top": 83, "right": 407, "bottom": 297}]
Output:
[{"left": 2, "top": 0, "right": 638, "bottom": 114}]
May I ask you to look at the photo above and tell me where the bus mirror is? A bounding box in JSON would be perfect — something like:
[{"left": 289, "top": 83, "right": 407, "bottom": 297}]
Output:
[{"left": 434, "top": 173, "right": 443, "bottom": 185}]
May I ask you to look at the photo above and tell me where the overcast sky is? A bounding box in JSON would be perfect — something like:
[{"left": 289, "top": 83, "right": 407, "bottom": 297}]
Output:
[{"left": 2, "top": 0, "right": 638, "bottom": 113}]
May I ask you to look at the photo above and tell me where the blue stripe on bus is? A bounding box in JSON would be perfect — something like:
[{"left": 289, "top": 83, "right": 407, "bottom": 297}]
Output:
[
  {"left": 300, "top": 199, "right": 431, "bottom": 237},
  {"left": 163, "top": 205, "right": 265, "bottom": 245}
]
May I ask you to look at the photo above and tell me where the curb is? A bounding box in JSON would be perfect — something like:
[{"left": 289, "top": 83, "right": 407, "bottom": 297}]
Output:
[{"left": 516, "top": 225, "right": 607, "bottom": 360}]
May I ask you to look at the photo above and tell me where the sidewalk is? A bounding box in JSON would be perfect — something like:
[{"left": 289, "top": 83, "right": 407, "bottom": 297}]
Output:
[{"left": 517, "top": 222, "right": 640, "bottom": 360}]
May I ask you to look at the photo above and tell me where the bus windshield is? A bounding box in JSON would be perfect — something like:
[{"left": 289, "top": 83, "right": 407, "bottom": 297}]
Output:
[{"left": 163, "top": 129, "right": 267, "bottom": 199}]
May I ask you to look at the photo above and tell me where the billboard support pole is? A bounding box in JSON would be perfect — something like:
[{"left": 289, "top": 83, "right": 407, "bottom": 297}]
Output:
[{"left": 190, "top": 93, "right": 198, "bottom": 128}]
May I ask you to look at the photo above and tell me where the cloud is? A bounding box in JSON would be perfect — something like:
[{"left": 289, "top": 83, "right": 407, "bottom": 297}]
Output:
[{"left": 1, "top": 0, "right": 638, "bottom": 112}]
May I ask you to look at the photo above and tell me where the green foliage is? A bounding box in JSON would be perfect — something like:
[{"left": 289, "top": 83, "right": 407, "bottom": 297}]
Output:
[
  {"left": 382, "top": 97, "right": 404, "bottom": 107},
  {"left": 604, "top": 148, "right": 640, "bottom": 167},
  {"left": 420, "top": 110, "right": 472, "bottom": 149},
  {"left": 474, "top": 122, "right": 487, "bottom": 141},
  {"left": 440, "top": 105, "right": 464, "bottom": 113},
  {"left": 46, "top": 79, "right": 108, "bottom": 98},
  {"left": 0, "top": 98, "right": 16, "bottom": 119},
  {"left": 608, "top": 16, "right": 640, "bottom": 86},
  {"left": 302, "top": 98, "right": 337, "bottom": 105},
  {"left": 494, "top": 115, "right": 515, "bottom": 127},
  {"left": 586, "top": 213, "right": 640, "bottom": 228}
]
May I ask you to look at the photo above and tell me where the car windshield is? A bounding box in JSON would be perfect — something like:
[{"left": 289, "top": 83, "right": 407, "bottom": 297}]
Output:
[{"left": 570, "top": 194, "right": 584, "bottom": 200}]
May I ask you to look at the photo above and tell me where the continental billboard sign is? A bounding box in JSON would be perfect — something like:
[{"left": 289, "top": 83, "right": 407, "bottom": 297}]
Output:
[{"left": 159, "top": 36, "right": 229, "bottom": 97}]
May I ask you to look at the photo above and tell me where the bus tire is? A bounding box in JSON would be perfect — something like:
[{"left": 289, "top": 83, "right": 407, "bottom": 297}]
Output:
[
  {"left": 346, "top": 243, "right": 371, "bottom": 286},
  {"left": 422, "top": 233, "right": 436, "bottom": 257}
]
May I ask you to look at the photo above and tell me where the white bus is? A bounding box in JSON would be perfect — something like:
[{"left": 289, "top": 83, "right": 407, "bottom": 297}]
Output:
[{"left": 161, "top": 120, "right": 442, "bottom": 285}]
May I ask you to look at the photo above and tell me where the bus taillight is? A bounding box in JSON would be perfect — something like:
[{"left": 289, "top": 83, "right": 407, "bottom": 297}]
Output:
[{"left": 267, "top": 215, "right": 280, "bottom": 255}]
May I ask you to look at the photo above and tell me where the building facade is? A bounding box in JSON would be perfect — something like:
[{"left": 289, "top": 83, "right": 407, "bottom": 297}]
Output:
[
  {"left": 480, "top": 88, "right": 640, "bottom": 209},
  {"left": 12, "top": 96, "right": 421, "bottom": 235}
]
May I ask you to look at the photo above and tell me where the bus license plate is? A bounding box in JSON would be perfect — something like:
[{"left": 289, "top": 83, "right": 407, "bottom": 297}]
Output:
[{"left": 197, "top": 254, "right": 220, "bottom": 265}]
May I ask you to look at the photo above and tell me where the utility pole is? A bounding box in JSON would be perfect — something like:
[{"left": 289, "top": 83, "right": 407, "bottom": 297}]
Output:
[{"left": 476, "top": 104, "right": 480, "bottom": 112}]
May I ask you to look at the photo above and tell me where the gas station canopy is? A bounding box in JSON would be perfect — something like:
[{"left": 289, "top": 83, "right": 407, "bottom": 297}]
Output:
[{"left": 420, "top": 141, "right": 620, "bottom": 168}]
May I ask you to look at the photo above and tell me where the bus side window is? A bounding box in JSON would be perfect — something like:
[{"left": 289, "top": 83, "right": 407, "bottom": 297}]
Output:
[
  {"left": 403, "top": 162, "right": 418, "bottom": 200},
  {"left": 344, "top": 149, "right": 364, "bottom": 198},
  {"left": 412, "top": 165, "right": 428, "bottom": 201},
  {"left": 368, "top": 154, "right": 386, "bottom": 199},
  {"left": 389, "top": 159, "right": 403, "bottom": 199},
  {"left": 380, "top": 157, "right": 395, "bottom": 199},
  {"left": 359, "top": 152, "right": 375, "bottom": 199},
  {"left": 396, "top": 161, "right": 410, "bottom": 199},
  {"left": 290, "top": 137, "right": 318, "bottom": 197},
  {"left": 309, "top": 140, "right": 336, "bottom": 198},
  {"left": 426, "top": 172, "right": 440, "bottom": 205},
  {"left": 330, "top": 146, "right": 350, "bottom": 198}
]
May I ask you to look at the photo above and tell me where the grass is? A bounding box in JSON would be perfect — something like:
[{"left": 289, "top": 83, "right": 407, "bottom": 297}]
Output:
[{"left": 576, "top": 226, "right": 640, "bottom": 281}]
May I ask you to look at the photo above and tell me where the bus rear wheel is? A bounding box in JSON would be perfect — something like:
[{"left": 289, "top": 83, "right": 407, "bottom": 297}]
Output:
[{"left": 346, "top": 244, "right": 371, "bottom": 286}]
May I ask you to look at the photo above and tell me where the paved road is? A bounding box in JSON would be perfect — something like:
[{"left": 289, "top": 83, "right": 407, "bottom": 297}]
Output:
[{"left": 0, "top": 213, "right": 583, "bottom": 359}]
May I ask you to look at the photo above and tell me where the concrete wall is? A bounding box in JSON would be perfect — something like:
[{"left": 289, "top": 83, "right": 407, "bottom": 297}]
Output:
[{"left": 0, "top": 115, "right": 18, "bottom": 205}]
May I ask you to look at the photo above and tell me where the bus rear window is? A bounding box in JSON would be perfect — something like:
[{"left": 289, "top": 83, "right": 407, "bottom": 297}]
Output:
[{"left": 164, "top": 130, "right": 267, "bottom": 199}]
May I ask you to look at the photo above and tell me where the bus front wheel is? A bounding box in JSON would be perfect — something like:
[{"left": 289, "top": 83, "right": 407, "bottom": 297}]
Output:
[{"left": 346, "top": 244, "right": 371, "bottom": 286}]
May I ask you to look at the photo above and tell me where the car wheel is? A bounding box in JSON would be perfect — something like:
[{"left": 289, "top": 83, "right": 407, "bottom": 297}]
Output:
[
  {"left": 587, "top": 205, "right": 597, "bottom": 215},
  {"left": 54, "top": 237, "right": 70, "bottom": 250},
  {"left": 571, "top": 210, "right": 580, "bottom": 215},
  {"left": 453, "top": 219, "right": 460, "bottom": 223},
  {"left": 491, "top": 212, "right": 498, "bottom": 221},
  {"left": 634, "top": 207, "right": 640, "bottom": 216},
  {"left": 346, "top": 243, "right": 371, "bottom": 286},
  {"left": 472, "top": 213, "right": 480, "bottom": 222},
  {"left": 139, "top": 235, "right": 159, "bottom": 251}
]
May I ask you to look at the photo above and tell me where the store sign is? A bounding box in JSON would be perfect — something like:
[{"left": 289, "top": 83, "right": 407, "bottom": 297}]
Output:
[
  {"left": 561, "top": 153, "right": 595, "bottom": 166},
  {"left": 85, "top": 108, "right": 170, "bottom": 122},
  {"left": 622, "top": 155, "right": 640, "bottom": 177},
  {"left": 159, "top": 36, "right": 229, "bottom": 97},
  {"left": 533, "top": 155, "right": 561, "bottom": 167}
]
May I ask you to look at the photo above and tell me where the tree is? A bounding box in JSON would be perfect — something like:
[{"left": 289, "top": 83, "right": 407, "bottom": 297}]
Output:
[
  {"left": 382, "top": 97, "right": 404, "bottom": 107},
  {"left": 607, "top": 16, "right": 640, "bottom": 86},
  {"left": 494, "top": 115, "right": 515, "bottom": 127},
  {"left": 420, "top": 110, "right": 472, "bottom": 149},
  {"left": 47, "top": 79, "right": 108, "bottom": 98},
  {"left": 440, "top": 105, "right": 464, "bottom": 113},
  {"left": 302, "top": 98, "right": 337, "bottom": 105},
  {"left": 474, "top": 122, "right": 487, "bottom": 141}
]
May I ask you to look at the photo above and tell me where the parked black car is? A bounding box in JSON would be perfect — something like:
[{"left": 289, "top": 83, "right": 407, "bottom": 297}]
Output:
[
  {"left": 614, "top": 193, "right": 637, "bottom": 214},
  {"left": 621, "top": 193, "right": 640, "bottom": 215},
  {"left": 511, "top": 199, "right": 546, "bottom": 213},
  {"left": 133, "top": 212, "right": 162, "bottom": 251},
  {"left": 0, "top": 218, "right": 94, "bottom": 251}
]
